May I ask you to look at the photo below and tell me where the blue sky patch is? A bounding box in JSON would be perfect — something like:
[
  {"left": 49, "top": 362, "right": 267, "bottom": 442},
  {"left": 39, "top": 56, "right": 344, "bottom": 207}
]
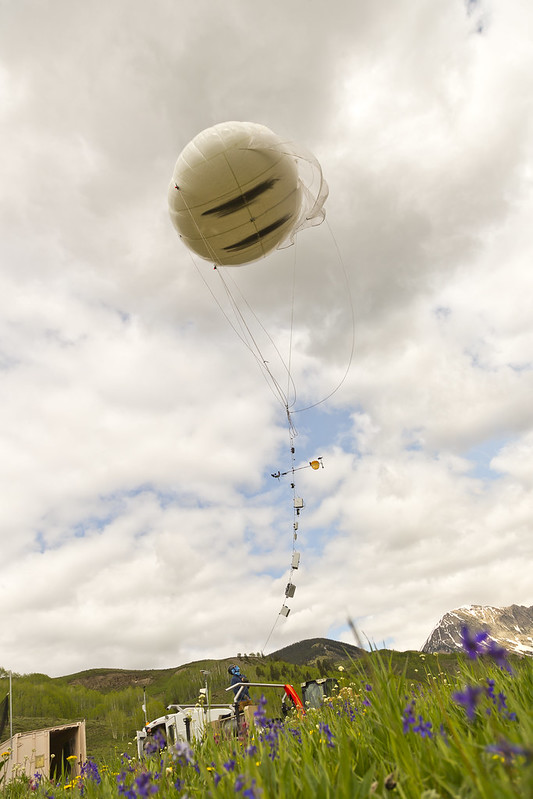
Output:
[
  {"left": 464, "top": 435, "right": 512, "bottom": 480},
  {"left": 293, "top": 405, "right": 355, "bottom": 453}
]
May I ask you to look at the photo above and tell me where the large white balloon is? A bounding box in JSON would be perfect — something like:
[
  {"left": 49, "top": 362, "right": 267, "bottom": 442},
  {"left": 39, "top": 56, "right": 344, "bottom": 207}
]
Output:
[{"left": 168, "top": 121, "right": 328, "bottom": 266}]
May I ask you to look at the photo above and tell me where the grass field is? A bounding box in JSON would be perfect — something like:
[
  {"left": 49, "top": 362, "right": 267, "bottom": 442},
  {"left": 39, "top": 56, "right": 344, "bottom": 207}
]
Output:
[{"left": 1, "top": 635, "right": 531, "bottom": 798}]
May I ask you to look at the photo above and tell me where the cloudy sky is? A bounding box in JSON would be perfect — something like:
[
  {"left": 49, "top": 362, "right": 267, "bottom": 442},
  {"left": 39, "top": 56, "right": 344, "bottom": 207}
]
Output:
[{"left": 1, "top": 0, "right": 532, "bottom": 678}]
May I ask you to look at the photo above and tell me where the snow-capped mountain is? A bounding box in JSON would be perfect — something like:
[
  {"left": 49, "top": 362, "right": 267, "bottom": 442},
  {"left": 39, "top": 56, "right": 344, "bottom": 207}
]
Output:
[{"left": 421, "top": 604, "right": 533, "bottom": 657}]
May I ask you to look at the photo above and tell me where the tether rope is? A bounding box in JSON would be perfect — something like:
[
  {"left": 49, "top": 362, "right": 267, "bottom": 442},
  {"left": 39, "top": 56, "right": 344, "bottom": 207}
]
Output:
[
  {"left": 286, "top": 237, "right": 298, "bottom": 408},
  {"left": 175, "top": 180, "right": 355, "bottom": 656},
  {"left": 214, "top": 266, "right": 298, "bottom": 414}
]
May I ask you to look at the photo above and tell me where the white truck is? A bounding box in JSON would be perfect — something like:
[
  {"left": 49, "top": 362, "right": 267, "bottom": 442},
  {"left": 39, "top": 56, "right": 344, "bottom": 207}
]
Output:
[
  {"left": 136, "top": 703, "right": 235, "bottom": 757},
  {"left": 136, "top": 679, "right": 314, "bottom": 756}
]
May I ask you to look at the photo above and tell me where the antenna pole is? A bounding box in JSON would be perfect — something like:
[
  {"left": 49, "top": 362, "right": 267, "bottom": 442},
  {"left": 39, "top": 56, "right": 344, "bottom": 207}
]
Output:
[{"left": 9, "top": 670, "right": 13, "bottom": 765}]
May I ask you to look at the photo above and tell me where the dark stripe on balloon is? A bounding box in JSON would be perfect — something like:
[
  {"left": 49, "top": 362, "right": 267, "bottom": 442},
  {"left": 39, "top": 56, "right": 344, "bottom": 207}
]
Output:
[
  {"left": 202, "top": 178, "right": 279, "bottom": 217},
  {"left": 223, "top": 214, "right": 292, "bottom": 253}
]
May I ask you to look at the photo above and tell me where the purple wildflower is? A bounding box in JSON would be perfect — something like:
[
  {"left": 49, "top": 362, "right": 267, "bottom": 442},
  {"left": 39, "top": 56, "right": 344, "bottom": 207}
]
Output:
[
  {"left": 117, "top": 771, "right": 135, "bottom": 799},
  {"left": 117, "top": 774, "right": 136, "bottom": 799},
  {"left": 460, "top": 625, "right": 514, "bottom": 673},
  {"left": 402, "top": 700, "right": 417, "bottom": 733},
  {"left": 486, "top": 739, "right": 533, "bottom": 765},
  {"left": 143, "top": 731, "right": 166, "bottom": 756},
  {"left": 496, "top": 691, "right": 508, "bottom": 711},
  {"left": 80, "top": 758, "right": 101, "bottom": 794},
  {"left": 338, "top": 700, "right": 357, "bottom": 721},
  {"left": 171, "top": 740, "right": 195, "bottom": 767},
  {"left": 413, "top": 715, "right": 433, "bottom": 739},
  {"left": 30, "top": 773, "right": 42, "bottom": 791},
  {"left": 483, "top": 681, "right": 517, "bottom": 721},
  {"left": 234, "top": 774, "right": 246, "bottom": 792},
  {"left": 243, "top": 780, "right": 262, "bottom": 798},
  {"left": 319, "top": 722, "right": 335, "bottom": 748},
  {"left": 254, "top": 695, "right": 268, "bottom": 728},
  {"left": 460, "top": 625, "right": 489, "bottom": 659},
  {"left": 81, "top": 758, "right": 101, "bottom": 785},
  {"left": 486, "top": 640, "right": 513, "bottom": 674},
  {"left": 134, "top": 771, "right": 159, "bottom": 797},
  {"left": 224, "top": 758, "right": 236, "bottom": 772},
  {"left": 289, "top": 727, "right": 302, "bottom": 744},
  {"left": 453, "top": 685, "right": 483, "bottom": 721},
  {"left": 245, "top": 744, "right": 258, "bottom": 757},
  {"left": 120, "top": 753, "right": 135, "bottom": 774},
  {"left": 254, "top": 697, "right": 283, "bottom": 760},
  {"left": 403, "top": 700, "right": 432, "bottom": 738},
  {"left": 365, "top": 684, "right": 373, "bottom": 692},
  {"left": 259, "top": 718, "right": 284, "bottom": 760}
]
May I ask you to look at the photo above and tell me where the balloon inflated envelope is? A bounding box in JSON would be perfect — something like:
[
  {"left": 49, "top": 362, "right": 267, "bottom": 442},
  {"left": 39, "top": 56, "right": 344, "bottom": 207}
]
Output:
[{"left": 168, "top": 121, "right": 328, "bottom": 266}]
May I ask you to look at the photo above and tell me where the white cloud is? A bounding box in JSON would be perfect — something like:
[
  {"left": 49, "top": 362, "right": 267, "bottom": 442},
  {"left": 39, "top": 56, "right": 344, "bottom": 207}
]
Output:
[{"left": 0, "top": 0, "right": 531, "bottom": 677}]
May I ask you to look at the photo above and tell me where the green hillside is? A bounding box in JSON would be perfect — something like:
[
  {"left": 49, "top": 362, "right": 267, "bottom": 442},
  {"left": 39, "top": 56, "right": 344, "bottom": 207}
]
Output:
[{"left": 0, "top": 640, "right": 485, "bottom": 762}]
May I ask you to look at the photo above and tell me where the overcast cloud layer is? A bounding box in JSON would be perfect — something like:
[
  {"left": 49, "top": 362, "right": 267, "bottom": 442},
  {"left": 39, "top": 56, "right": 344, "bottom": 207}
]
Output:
[{"left": 1, "top": 0, "right": 532, "bottom": 677}]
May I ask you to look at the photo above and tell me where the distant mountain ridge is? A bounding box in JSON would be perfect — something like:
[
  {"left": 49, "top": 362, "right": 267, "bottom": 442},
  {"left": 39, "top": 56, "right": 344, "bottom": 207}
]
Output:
[
  {"left": 422, "top": 604, "right": 533, "bottom": 657},
  {"left": 268, "top": 637, "right": 364, "bottom": 666},
  {"left": 59, "top": 637, "right": 362, "bottom": 691}
]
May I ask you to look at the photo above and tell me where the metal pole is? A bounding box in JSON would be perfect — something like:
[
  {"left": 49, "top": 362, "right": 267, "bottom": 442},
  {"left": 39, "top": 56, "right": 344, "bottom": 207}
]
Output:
[
  {"left": 200, "top": 670, "right": 210, "bottom": 720},
  {"left": 143, "top": 689, "right": 148, "bottom": 725},
  {"left": 9, "top": 671, "right": 13, "bottom": 767}
]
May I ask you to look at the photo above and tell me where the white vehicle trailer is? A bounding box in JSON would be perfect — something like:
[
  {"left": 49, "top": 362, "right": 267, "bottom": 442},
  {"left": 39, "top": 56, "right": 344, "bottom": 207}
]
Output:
[
  {"left": 136, "top": 705, "right": 234, "bottom": 757},
  {"left": 0, "top": 721, "right": 86, "bottom": 785},
  {"left": 137, "top": 680, "right": 307, "bottom": 756}
]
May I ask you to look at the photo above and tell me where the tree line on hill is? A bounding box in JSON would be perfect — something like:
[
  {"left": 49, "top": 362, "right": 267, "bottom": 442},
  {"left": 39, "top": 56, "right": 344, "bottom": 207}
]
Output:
[{"left": 0, "top": 657, "right": 327, "bottom": 754}]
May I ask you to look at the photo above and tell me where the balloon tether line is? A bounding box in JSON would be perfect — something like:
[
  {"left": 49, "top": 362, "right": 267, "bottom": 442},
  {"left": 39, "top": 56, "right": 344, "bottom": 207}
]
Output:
[{"left": 177, "top": 188, "right": 350, "bottom": 656}]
